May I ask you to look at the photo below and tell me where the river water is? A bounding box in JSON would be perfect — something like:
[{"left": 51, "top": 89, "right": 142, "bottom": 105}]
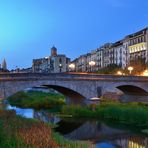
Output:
[{"left": 5, "top": 104, "right": 148, "bottom": 148}]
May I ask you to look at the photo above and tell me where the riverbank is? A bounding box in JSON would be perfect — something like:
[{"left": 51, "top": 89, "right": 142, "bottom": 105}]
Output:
[
  {"left": 0, "top": 109, "right": 94, "bottom": 148},
  {"left": 7, "top": 91, "right": 148, "bottom": 131},
  {"left": 61, "top": 102, "right": 148, "bottom": 129},
  {"left": 8, "top": 91, "right": 66, "bottom": 110}
]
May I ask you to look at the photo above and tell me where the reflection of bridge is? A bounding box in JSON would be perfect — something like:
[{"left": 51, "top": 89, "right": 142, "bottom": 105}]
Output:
[
  {"left": 57, "top": 121, "right": 128, "bottom": 140},
  {"left": 0, "top": 73, "right": 148, "bottom": 101},
  {"left": 114, "top": 136, "right": 148, "bottom": 148},
  {"left": 55, "top": 121, "right": 148, "bottom": 148}
]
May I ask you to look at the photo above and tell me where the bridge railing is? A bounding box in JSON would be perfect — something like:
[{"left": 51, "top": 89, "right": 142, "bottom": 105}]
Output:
[{"left": 0, "top": 72, "right": 148, "bottom": 82}]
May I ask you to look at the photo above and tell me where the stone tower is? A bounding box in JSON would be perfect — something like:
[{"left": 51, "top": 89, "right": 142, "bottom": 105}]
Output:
[
  {"left": 2, "top": 59, "right": 7, "bottom": 70},
  {"left": 51, "top": 46, "right": 57, "bottom": 56}
]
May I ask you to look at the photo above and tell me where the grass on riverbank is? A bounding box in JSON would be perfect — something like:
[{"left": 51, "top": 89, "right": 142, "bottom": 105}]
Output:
[
  {"left": 8, "top": 91, "right": 66, "bottom": 109},
  {"left": 0, "top": 110, "right": 94, "bottom": 148},
  {"left": 61, "top": 102, "right": 148, "bottom": 128}
]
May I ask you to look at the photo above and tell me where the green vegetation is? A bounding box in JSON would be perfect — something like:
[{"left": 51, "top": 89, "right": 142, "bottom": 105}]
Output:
[
  {"left": 7, "top": 91, "right": 148, "bottom": 132},
  {"left": 97, "top": 64, "right": 122, "bottom": 74},
  {"left": 0, "top": 110, "right": 94, "bottom": 148},
  {"left": 130, "top": 57, "right": 146, "bottom": 75},
  {"left": 61, "top": 102, "right": 148, "bottom": 128},
  {"left": 96, "top": 59, "right": 148, "bottom": 75},
  {"left": 8, "top": 91, "right": 66, "bottom": 109},
  {"left": 53, "top": 132, "right": 94, "bottom": 148}
]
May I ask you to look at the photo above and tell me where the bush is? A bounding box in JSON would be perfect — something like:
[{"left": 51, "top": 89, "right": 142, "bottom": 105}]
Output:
[
  {"left": 61, "top": 103, "right": 148, "bottom": 127},
  {"left": 8, "top": 91, "right": 66, "bottom": 110}
]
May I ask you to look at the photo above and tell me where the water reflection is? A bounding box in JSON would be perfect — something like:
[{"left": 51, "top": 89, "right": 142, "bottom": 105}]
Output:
[
  {"left": 55, "top": 120, "right": 148, "bottom": 148},
  {"left": 6, "top": 104, "right": 60, "bottom": 124},
  {"left": 7, "top": 104, "right": 34, "bottom": 118},
  {"left": 113, "top": 137, "right": 148, "bottom": 148},
  {"left": 96, "top": 142, "right": 116, "bottom": 148},
  {"left": 6, "top": 104, "right": 148, "bottom": 148}
]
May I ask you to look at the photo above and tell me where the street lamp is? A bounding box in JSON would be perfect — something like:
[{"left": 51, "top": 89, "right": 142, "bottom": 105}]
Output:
[
  {"left": 142, "top": 70, "right": 148, "bottom": 76},
  {"left": 59, "top": 63, "right": 62, "bottom": 73},
  {"left": 117, "top": 71, "right": 122, "bottom": 75},
  {"left": 69, "top": 63, "right": 75, "bottom": 72},
  {"left": 128, "top": 66, "right": 134, "bottom": 75},
  {"left": 89, "top": 61, "right": 96, "bottom": 72}
]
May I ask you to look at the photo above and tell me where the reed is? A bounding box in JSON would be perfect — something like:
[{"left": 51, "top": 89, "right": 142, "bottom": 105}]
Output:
[
  {"left": 0, "top": 110, "right": 94, "bottom": 147},
  {"left": 61, "top": 103, "right": 148, "bottom": 127}
]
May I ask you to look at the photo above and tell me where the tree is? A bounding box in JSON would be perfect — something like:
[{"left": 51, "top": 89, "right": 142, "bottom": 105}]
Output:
[
  {"left": 98, "top": 64, "right": 122, "bottom": 74},
  {"left": 129, "top": 57, "right": 146, "bottom": 75}
]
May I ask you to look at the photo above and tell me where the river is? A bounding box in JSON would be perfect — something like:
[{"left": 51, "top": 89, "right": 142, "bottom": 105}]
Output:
[{"left": 4, "top": 104, "right": 148, "bottom": 148}]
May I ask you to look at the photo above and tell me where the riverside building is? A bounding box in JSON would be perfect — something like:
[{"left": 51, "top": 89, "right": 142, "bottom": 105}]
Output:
[{"left": 70, "top": 27, "right": 148, "bottom": 72}]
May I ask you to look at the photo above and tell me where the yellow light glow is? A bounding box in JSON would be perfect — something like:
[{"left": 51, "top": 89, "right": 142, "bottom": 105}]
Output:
[
  {"left": 128, "top": 66, "right": 134, "bottom": 71},
  {"left": 129, "top": 42, "right": 147, "bottom": 53},
  {"left": 89, "top": 61, "right": 96, "bottom": 66},
  {"left": 117, "top": 71, "right": 122, "bottom": 75},
  {"left": 69, "top": 63, "right": 75, "bottom": 69},
  {"left": 128, "top": 66, "right": 134, "bottom": 74},
  {"left": 142, "top": 70, "right": 148, "bottom": 76}
]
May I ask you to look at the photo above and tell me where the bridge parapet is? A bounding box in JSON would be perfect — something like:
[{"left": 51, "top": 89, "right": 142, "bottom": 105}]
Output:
[
  {"left": 0, "top": 73, "right": 148, "bottom": 101},
  {"left": 0, "top": 73, "right": 148, "bottom": 82}
]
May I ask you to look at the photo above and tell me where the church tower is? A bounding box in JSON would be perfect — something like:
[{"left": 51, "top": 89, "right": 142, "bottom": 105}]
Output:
[
  {"left": 51, "top": 46, "right": 57, "bottom": 56},
  {"left": 2, "top": 59, "right": 7, "bottom": 70}
]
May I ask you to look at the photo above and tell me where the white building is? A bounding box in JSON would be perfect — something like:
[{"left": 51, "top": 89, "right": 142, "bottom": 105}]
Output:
[{"left": 70, "top": 27, "right": 148, "bottom": 72}]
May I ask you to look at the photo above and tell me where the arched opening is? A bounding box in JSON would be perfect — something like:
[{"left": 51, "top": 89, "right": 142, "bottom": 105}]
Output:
[
  {"left": 116, "top": 85, "right": 148, "bottom": 95},
  {"left": 43, "top": 85, "right": 86, "bottom": 105}
]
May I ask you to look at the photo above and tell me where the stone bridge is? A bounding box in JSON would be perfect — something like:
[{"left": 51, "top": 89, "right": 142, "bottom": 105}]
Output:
[{"left": 0, "top": 73, "right": 148, "bottom": 102}]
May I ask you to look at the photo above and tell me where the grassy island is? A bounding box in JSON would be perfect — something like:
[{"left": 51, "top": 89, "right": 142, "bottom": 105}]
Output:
[{"left": 8, "top": 91, "right": 66, "bottom": 109}]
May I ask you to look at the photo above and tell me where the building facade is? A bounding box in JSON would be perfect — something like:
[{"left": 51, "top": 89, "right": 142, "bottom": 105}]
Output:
[
  {"left": 70, "top": 27, "right": 148, "bottom": 72},
  {"left": 32, "top": 46, "right": 70, "bottom": 73},
  {"left": 127, "top": 28, "right": 148, "bottom": 64}
]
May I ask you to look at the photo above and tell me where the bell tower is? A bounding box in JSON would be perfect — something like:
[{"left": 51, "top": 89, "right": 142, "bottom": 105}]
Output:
[{"left": 51, "top": 46, "right": 57, "bottom": 56}]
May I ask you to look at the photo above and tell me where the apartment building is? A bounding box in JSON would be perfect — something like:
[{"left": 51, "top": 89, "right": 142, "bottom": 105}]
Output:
[
  {"left": 127, "top": 27, "right": 148, "bottom": 64},
  {"left": 70, "top": 27, "right": 148, "bottom": 72}
]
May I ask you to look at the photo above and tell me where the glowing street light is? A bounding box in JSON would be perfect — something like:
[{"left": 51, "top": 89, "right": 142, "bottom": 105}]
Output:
[
  {"left": 69, "top": 63, "right": 75, "bottom": 72},
  {"left": 117, "top": 71, "right": 122, "bottom": 75},
  {"left": 59, "top": 63, "right": 62, "bottom": 72},
  {"left": 128, "top": 66, "right": 134, "bottom": 75},
  {"left": 142, "top": 70, "right": 148, "bottom": 76},
  {"left": 89, "top": 61, "right": 96, "bottom": 72}
]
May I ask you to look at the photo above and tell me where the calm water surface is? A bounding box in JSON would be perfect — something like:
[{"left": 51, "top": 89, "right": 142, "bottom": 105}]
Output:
[{"left": 6, "top": 104, "right": 148, "bottom": 148}]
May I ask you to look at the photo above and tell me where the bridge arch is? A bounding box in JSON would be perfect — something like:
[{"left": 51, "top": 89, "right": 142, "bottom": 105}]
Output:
[
  {"left": 116, "top": 85, "right": 148, "bottom": 95},
  {"left": 3, "top": 80, "right": 87, "bottom": 104},
  {"left": 43, "top": 85, "right": 85, "bottom": 99}
]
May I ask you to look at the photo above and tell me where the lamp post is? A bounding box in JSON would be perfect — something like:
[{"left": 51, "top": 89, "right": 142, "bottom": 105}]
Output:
[
  {"left": 117, "top": 71, "right": 122, "bottom": 75},
  {"left": 69, "top": 63, "right": 75, "bottom": 72},
  {"left": 59, "top": 63, "right": 62, "bottom": 73},
  {"left": 142, "top": 70, "right": 148, "bottom": 76},
  {"left": 89, "top": 61, "right": 96, "bottom": 72},
  {"left": 128, "top": 66, "right": 134, "bottom": 75}
]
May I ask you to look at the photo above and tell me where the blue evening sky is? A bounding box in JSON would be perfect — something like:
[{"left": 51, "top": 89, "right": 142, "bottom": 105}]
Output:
[{"left": 0, "top": 0, "right": 147, "bottom": 69}]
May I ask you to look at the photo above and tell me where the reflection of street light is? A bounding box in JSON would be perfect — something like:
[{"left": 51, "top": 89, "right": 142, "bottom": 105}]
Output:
[
  {"left": 89, "top": 61, "right": 96, "bottom": 72},
  {"left": 69, "top": 63, "right": 75, "bottom": 72},
  {"left": 142, "top": 70, "right": 148, "bottom": 76},
  {"left": 128, "top": 66, "right": 134, "bottom": 75}
]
